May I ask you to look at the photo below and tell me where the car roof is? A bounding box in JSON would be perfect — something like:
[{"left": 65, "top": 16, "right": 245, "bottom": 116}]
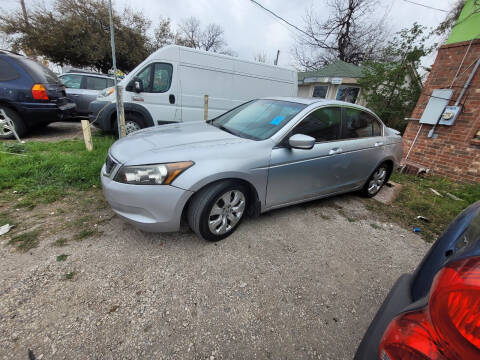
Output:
[
  {"left": 262, "top": 96, "right": 376, "bottom": 112},
  {"left": 61, "top": 72, "right": 112, "bottom": 78}
]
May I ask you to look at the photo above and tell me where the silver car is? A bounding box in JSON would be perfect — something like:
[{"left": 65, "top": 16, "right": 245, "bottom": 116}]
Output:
[{"left": 101, "top": 97, "right": 402, "bottom": 241}]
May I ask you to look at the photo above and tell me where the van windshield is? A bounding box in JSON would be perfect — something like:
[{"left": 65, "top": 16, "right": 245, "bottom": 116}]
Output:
[{"left": 211, "top": 99, "right": 306, "bottom": 140}]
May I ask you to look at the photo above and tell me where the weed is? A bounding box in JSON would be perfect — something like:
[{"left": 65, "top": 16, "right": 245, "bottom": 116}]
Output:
[
  {"left": 56, "top": 254, "right": 69, "bottom": 262},
  {"left": 65, "top": 271, "right": 75, "bottom": 280},
  {"left": 52, "top": 238, "right": 69, "bottom": 247},
  {"left": 74, "top": 228, "right": 98, "bottom": 240},
  {"left": 370, "top": 223, "right": 381, "bottom": 230},
  {"left": 8, "top": 230, "right": 40, "bottom": 252},
  {"left": 347, "top": 217, "right": 356, "bottom": 223}
]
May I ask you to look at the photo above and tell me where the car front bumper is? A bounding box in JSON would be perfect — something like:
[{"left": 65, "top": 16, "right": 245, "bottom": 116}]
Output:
[
  {"left": 354, "top": 273, "right": 413, "bottom": 360},
  {"left": 101, "top": 165, "right": 193, "bottom": 232}
]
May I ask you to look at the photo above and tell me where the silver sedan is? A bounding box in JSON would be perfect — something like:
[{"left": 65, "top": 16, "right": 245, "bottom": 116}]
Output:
[{"left": 101, "top": 97, "right": 402, "bottom": 241}]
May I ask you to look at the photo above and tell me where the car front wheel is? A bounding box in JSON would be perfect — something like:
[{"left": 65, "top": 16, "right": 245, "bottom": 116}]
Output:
[
  {"left": 0, "top": 106, "right": 27, "bottom": 140},
  {"left": 187, "top": 181, "right": 247, "bottom": 241}
]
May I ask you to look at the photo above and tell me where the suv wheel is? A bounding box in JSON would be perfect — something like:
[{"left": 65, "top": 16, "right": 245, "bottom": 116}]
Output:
[
  {"left": 0, "top": 106, "right": 27, "bottom": 140},
  {"left": 187, "top": 181, "right": 248, "bottom": 241}
]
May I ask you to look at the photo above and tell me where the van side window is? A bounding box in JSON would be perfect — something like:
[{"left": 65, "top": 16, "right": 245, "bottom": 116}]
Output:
[
  {"left": 136, "top": 65, "right": 152, "bottom": 92},
  {"left": 291, "top": 107, "right": 341, "bottom": 142},
  {"left": 152, "top": 63, "right": 173, "bottom": 93},
  {"left": 342, "top": 108, "right": 374, "bottom": 139}
]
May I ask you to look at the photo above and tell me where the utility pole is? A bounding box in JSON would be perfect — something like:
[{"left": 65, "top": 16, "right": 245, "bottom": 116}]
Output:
[
  {"left": 107, "top": 0, "right": 126, "bottom": 138},
  {"left": 274, "top": 50, "right": 280, "bottom": 65},
  {"left": 19, "top": 0, "right": 28, "bottom": 24}
]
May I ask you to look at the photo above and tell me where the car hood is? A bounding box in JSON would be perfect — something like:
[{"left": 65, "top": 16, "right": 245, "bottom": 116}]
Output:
[{"left": 109, "top": 122, "right": 250, "bottom": 165}]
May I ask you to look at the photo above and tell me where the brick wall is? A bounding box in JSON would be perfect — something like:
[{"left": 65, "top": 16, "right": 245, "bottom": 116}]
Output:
[{"left": 402, "top": 39, "right": 480, "bottom": 183}]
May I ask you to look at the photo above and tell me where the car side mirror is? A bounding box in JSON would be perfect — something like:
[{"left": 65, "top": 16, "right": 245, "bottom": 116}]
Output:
[
  {"left": 288, "top": 134, "right": 315, "bottom": 150},
  {"left": 127, "top": 78, "right": 144, "bottom": 93}
]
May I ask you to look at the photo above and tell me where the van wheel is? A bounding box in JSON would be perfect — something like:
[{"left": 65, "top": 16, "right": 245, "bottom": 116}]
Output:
[
  {"left": 361, "top": 163, "right": 389, "bottom": 197},
  {"left": 0, "top": 106, "right": 27, "bottom": 140},
  {"left": 187, "top": 181, "right": 248, "bottom": 241},
  {"left": 125, "top": 113, "right": 145, "bottom": 135}
]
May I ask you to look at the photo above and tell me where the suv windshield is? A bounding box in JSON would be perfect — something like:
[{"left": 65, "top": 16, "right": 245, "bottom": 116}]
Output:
[
  {"left": 211, "top": 99, "right": 306, "bottom": 140},
  {"left": 16, "top": 57, "right": 60, "bottom": 84}
]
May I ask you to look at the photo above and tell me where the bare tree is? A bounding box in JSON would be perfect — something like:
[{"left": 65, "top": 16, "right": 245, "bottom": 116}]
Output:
[
  {"left": 253, "top": 51, "right": 267, "bottom": 63},
  {"left": 293, "top": 0, "right": 389, "bottom": 70},
  {"left": 175, "top": 17, "right": 233, "bottom": 55},
  {"left": 152, "top": 17, "right": 175, "bottom": 50}
]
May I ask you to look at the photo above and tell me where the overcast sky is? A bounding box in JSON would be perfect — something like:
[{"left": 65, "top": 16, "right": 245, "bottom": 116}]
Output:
[{"left": 5, "top": 0, "right": 457, "bottom": 68}]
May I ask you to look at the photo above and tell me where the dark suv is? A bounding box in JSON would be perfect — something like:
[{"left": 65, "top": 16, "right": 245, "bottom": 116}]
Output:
[{"left": 0, "top": 50, "right": 76, "bottom": 139}]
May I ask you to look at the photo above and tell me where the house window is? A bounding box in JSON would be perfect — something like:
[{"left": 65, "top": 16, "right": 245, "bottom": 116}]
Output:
[
  {"left": 336, "top": 85, "right": 360, "bottom": 103},
  {"left": 312, "top": 85, "right": 328, "bottom": 98}
]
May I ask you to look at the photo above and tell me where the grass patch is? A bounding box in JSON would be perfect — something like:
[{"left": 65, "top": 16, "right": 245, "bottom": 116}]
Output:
[
  {"left": 0, "top": 212, "right": 15, "bottom": 227},
  {"left": 7, "top": 230, "right": 41, "bottom": 252},
  {"left": 0, "top": 135, "right": 115, "bottom": 208},
  {"left": 52, "top": 238, "right": 69, "bottom": 247},
  {"left": 56, "top": 254, "right": 69, "bottom": 262},
  {"left": 74, "top": 228, "right": 98, "bottom": 240},
  {"left": 65, "top": 271, "right": 76, "bottom": 280},
  {"left": 370, "top": 223, "right": 382, "bottom": 230},
  {"left": 367, "top": 172, "right": 480, "bottom": 242}
]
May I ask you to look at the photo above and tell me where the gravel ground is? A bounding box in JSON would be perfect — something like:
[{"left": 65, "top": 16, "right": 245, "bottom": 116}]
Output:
[
  {"left": 19, "top": 121, "right": 100, "bottom": 142},
  {"left": 0, "top": 194, "right": 430, "bottom": 360}
]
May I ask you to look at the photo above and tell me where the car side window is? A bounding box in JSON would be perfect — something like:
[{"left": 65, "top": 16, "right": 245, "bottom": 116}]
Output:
[
  {"left": 152, "top": 63, "right": 173, "bottom": 93},
  {"left": 107, "top": 79, "right": 114, "bottom": 87},
  {"left": 372, "top": 118, "right": 382, "bottom": 136},
  {"left": 60, "top": 74, "right": 82, "bottom": 89},
  {"left": 291, "top": 107, "right": 341, "bottom": 142},
  {"left": 86, "top": 76, "right": 108, "bottom": 90},
  {"left": 0, "top": 59, "right": 20, "bottom": 81},
  {"left": 341, "top": 108, "right": 373, "bottom": 139}
]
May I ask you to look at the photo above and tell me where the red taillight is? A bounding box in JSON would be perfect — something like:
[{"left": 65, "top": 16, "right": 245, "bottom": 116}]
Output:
[
  {"left": 379, "top": 257, "right": 480, "bottom": 360},
  {"left": 32, "top": 84, "right": 48, "bottom": 100}
]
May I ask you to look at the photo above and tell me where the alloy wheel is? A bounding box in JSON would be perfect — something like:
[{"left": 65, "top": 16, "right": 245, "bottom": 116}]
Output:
[
  {"left": 368, "top": 167, "right": 387, "bottom": 195},
  {"left": 208, "top": 190, "right": 246, "bottom": 235}
]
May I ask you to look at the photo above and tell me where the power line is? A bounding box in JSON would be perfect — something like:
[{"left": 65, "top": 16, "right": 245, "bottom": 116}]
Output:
[
  {"left": 247, "top": 0, "right": 311, "bottom": 38},
  {"left": 401, "top": 0, "right": 448, "bottom": 12}
]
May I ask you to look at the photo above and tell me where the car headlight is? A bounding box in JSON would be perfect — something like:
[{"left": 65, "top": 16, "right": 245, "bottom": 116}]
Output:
[
  {"left": 114, "top": 161, "right": 194, "bottom": 185},
  {"left": 99, "top": 87, "right": 114, "bottom": 98}
]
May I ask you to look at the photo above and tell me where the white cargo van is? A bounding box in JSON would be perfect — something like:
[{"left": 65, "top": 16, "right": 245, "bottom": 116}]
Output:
[{"left": 88, "top": 45, "right": 297, "bottom": 134}]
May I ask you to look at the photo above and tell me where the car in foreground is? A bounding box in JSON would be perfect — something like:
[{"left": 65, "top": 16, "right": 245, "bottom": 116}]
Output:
[
  {"left": 355, "top": 200, "right": 480, "bottom": 360},
  {"left": 101, "top": 97, "right": 402, "bottom": 241},
  {"left": 0, "top": 50, "right": 76, "bottom": 139},
  {"left": 59, "top": 71, "right": 113, "bottom": 117}
]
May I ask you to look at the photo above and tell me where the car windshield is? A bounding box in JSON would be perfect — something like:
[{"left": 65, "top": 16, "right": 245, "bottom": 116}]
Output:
[{"left": 211, "top": 99, "right": 307, "bottom": 140}]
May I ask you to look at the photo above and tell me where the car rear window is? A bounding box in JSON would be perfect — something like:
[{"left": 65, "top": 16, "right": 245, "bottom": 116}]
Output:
[
  {"left": 0, "top": 58, "right": 20, "bottom": 81},
  {"left": 16, "top": 57, "right": 60, "bottom": 84}
]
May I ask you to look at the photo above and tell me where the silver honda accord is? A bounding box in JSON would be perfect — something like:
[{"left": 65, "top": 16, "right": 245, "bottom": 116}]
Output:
[{"left": 101, "top": 97, "right": 402, "bottom": 241}]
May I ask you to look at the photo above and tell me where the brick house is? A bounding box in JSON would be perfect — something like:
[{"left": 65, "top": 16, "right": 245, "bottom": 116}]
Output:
[{"left": 402, "top": 0, "right": 480, "bottom": 183}]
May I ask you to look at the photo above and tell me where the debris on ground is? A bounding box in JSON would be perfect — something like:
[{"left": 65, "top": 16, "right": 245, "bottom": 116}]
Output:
[
  {"left": 416, "top": 216, "right": 430, "bottom": 222},
  {"left": 0, "top": 224, "right": 13, "bottom": 236},
  {"left": 429, "top": 188, "right": 443, "bottom": 197},
  {"left": 414, "top": 227, "right": 421, "bottom": 233},
  {"left": 446, "top": 192, "right": 464, "bottom": 201}
]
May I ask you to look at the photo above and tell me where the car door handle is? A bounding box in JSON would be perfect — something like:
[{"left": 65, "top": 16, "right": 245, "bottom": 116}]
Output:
[
  {"left": 169, "top": 94, "right": 175, "bottom": 104},
  {"left": 374, "top": 142, "right": 384, "bottom": 147},
  {"left": 329, "top": 147, "right": 342, "bottom": 155}
]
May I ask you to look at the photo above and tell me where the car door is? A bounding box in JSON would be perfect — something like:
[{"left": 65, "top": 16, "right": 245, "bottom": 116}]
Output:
[
  {"left": 80, "top": 76, "right": 110, "bottom": 115},
  {"left": 266, "top": 106, "right": 345, "bottom": 208},
  {"left": 59, "top": 74, "right": 83, "bottom": 112},
  {"left": 334, "top": 107, "right": 386, "bottom": 191},
  {"left": 128, "top": 62, "right": 180, "bottom": 124}
]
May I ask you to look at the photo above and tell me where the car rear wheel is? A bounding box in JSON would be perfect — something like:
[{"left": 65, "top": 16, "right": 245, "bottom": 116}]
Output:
[
  {"left": 361, "top": 163, "right": 389, "bottom": 197},
  {"left": 0, "top": 106, "right": 27, "bottom": 140},
  {"left": 187, "top": 181, "right": 247, "bottom": 241}
]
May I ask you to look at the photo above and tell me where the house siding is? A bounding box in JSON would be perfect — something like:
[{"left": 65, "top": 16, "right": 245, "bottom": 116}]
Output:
[{"left": 402, "top": 40, "right": 480, "bottom": 183}]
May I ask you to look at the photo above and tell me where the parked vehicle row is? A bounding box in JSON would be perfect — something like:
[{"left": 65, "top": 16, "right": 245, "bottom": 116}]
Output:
[{"left": 89, "top": 45, "right": 298, "bottom": 135}]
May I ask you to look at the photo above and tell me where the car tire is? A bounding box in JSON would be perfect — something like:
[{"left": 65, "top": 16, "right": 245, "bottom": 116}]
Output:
[
  {"left": 0, "top": 106, "right": 27, "bottom": 140},
  {"left": 361, "top": 163, "right": 390, "bottom": 198},
  {"left": 124, "top": 113, "right": 146, "bottom": 135},
  {"left": 187, "top": 181, "right": 248, "bottom": 241}
]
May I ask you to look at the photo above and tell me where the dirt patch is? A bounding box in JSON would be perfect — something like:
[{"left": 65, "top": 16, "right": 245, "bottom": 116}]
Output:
[
  {"left": 15, "top": 121, "right": 101, "bottom": 142},
  {"left": 0, "top": 193, "right": 430, "bottom": 359}
]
